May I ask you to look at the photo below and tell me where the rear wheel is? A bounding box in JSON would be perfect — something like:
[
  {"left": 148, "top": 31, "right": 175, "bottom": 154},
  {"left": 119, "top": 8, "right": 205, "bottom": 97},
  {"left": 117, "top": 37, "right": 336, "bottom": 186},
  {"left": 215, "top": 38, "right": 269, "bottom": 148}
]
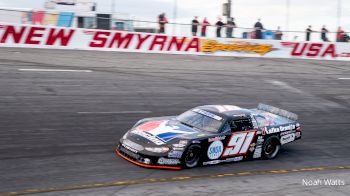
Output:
[
  {"left": 182, "top": 145, "right": 201, "bottom": 168},
  {"left": 262, "top": 136, "right": 280, "bottom": 159}
]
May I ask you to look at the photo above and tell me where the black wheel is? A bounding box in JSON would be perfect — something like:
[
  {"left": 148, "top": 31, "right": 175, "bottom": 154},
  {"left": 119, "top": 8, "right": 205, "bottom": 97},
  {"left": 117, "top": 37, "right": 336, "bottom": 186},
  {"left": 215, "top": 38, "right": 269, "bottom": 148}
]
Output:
[
  {"left": 182, "top": 145, "right": 201, "bottom": 168},
  {"left": 262, "top": 136, "right": 280, "bottom": 159}
]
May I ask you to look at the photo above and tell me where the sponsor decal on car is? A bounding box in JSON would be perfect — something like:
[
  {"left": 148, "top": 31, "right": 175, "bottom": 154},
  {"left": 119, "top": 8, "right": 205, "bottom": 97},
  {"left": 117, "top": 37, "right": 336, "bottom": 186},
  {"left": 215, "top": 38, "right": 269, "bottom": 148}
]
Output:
[
  {"left": 280, "top": 130, "right": 296, "bottom": 136},
  {"left": 257, "top": 136, "right": 264, "bottom": 145},
  {"left": 157, "top": 158, "right": 181, "bottom": 165},
  {"left": 133, "top": 120, "right": 197, "bottom": 144},
  {"left": 280, "top": 133, "right": 296, "bottom": 145},
  {"left": 222, "top": 130, "right": 256, "bottom": 157},
  {"left": 121, "top": 143, "right": 139, "bottom": 153},
  {"left": 263, "top": 124, "right": 296, "bottom": 135},
  {"left": 168, "top": 150, "right": 183, "bottom": 158},
  {"left": 208, "top": 135, "right": 226, "bottom": 142},
  {"left": 192, "top": 108, "right": 223, "bottom": 121},
  {"left": 131, "top": 130, "right": 165, "bottom": 145},
  {"left": 192, "top": 140, "right": 201, "bottom": 144},
  {"left": 203, "top": 160, "right": 221, "bottom": 165},
  {"left": 224, "top": 156, "right": 243, "bottom": 162},
  {"left": 172, "top": 140, "right": 188, "bottom": 148},
  {"left": 253, "top": 146, "right": 262, "bottom": 158},
  {"left": 203, "top": 156, "right": 243, "bottom": 165},
  {"left": 207, "top": 140, "right": 224, "bottom": 160},
  {"left": 120, "top": 145, "right": 140, "bottom": 160},
  {"left": 122, "top": 139, "right": 144, "bottom": 151},
  {"left": 173, "top": 143, "right": 186, "bottom": 148}
]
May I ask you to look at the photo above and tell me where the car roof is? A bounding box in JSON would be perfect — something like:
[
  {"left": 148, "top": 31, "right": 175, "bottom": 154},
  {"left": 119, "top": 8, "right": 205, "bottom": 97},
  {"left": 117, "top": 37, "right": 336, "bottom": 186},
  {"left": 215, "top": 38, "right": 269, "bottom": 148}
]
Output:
[{"left": 195, "top": 105, "right": 252, "bottom": 120}]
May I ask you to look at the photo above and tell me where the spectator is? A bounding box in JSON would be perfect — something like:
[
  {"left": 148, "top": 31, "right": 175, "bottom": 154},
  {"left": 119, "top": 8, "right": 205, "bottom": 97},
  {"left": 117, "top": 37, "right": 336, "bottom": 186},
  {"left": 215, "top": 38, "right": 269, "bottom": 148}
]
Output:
[
  {"left": 216, "top": 18, "right": 225, "bottom": 37},
  {"left": 336, "top": 27, "right": 345, "bottom": 42},
  {"left": 226, "top": 17, "right": 236, "bottom": 38},
  {"left": 306, "top": 25, "right": 313, "bottom": 41},
  {"left": 158, "top": 13, "right": 168, "bottom": 34},
  {"left": 345, "top": 34, "right": 350, "bottom": 42},
  {"left": 275, "top": 26, "right": 283, "bottom": 40},
  {"left": 254, "top": 18, "right": 264, "bottom": 39},
  {"left": 201, "top": 17, "right": 210, "bottom": 37},
  {"left": 191, "top": 16, "right": 200, "bottom": 36},
  {"left": 321, "top": 25, "right": 329, "bottom": 42}
]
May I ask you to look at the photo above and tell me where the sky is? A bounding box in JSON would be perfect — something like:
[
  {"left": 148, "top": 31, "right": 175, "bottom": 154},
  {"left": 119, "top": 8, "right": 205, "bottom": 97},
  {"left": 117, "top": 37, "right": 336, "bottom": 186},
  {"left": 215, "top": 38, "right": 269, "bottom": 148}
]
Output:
[{"left": 0, "top": 0, "right": 349, "bottom": 40}]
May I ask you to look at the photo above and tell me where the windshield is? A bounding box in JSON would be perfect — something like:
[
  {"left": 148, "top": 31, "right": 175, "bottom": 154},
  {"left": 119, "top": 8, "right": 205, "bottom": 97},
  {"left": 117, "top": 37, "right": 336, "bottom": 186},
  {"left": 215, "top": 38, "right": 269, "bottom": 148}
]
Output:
[{"left": 176, "top": 110, "right": 224, "bottom": 133}]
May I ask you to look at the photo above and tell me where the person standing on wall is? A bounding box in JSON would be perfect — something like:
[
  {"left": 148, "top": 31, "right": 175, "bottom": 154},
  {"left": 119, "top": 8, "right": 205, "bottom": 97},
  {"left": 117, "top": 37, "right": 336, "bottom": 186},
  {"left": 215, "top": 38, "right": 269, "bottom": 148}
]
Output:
[
  {"left": 226, "top": 17, "right": 236, "bottom": 38},
  {"left": 254, "top": 18, "right": 264, "bottom": 39},
  {"left": 306, "top": 25, "right": 313, "bottom": 41},
  {"left": 201, "top": 17, "right": 210, "bottom": 37},
  {"left": 336, "top": 27, "right": 345, "bottom": 42},
  {"left": 275, "top": 26, "right": 283, "bottom": 40},
  {"left": 158, "top": 13, "right": 168, "bottom": 34},
  {"left": 191, "top": 16, "right": 200, "bottom": 36},
  {"left": 321, "top": 25, "right": 329, "bottom": 42},
  {"left": 216, "top": 18, "right": 225, "bottom": 38}
]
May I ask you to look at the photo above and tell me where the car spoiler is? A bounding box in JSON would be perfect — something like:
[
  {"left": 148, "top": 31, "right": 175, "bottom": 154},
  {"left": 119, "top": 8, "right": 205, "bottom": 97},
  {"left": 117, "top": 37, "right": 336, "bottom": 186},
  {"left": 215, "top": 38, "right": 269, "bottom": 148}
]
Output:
[{"left": 257, "top": 103, "right": 298, "bottom": 121}]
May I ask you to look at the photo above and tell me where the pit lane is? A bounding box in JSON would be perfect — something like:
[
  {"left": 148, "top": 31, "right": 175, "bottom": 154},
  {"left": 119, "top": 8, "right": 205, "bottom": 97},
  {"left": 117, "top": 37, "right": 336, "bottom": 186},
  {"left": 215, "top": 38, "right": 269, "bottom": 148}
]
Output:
[{"left": 0, "top": 48, "right": 349, "bottom": 195}]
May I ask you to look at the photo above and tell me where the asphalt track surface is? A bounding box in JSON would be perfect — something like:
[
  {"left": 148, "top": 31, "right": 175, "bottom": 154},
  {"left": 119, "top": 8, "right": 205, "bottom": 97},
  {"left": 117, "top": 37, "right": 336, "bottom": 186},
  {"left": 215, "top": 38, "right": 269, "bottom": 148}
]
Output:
[{"left": 0, "top": 48, "right": 349, "bottom": 195}]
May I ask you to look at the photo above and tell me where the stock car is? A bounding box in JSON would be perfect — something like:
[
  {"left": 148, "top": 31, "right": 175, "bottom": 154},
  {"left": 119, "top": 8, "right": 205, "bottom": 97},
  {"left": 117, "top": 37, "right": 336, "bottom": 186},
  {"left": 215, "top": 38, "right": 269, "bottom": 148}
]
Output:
[{"left": 115, "top": 104, "right": 301, "bottom": 170}]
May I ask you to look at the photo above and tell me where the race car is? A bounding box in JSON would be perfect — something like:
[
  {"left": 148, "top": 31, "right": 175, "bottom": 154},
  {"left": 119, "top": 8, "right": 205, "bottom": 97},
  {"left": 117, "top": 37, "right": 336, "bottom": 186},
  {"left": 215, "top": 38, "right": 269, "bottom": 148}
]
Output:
[{"left": 115, "top": 104, "right": 301, "bottom": 170}]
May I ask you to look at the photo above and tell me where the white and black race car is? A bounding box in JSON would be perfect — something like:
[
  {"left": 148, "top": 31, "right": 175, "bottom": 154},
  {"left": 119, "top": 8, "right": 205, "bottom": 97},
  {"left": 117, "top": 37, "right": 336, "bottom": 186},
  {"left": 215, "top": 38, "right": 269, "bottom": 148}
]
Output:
[{"left": 115, "top": 104, "right": 301, "bottom": 170}]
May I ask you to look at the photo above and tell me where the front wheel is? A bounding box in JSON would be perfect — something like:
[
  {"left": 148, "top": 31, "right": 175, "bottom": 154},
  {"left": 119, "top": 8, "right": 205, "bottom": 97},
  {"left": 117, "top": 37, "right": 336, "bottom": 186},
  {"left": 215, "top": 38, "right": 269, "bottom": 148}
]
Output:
[
  {"left": 262, "top": 136, "right": 281, "bottom": 159},
  {"left": 182, "top": 144, "right": 201, "bottom": 168}
]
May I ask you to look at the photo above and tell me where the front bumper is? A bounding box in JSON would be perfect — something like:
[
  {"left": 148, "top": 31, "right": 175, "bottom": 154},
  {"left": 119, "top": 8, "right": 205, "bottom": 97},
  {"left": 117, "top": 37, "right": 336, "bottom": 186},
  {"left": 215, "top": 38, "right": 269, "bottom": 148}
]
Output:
[{"left": 115, "top": 144, "right": 182, "bottom": 170}]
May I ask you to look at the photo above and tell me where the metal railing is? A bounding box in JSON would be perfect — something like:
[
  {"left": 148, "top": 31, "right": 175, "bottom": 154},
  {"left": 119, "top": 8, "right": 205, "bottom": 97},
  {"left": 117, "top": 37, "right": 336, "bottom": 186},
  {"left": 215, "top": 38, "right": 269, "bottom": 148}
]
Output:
[{"left": 0, "top": 7, "right": 348, "bottom": 43}]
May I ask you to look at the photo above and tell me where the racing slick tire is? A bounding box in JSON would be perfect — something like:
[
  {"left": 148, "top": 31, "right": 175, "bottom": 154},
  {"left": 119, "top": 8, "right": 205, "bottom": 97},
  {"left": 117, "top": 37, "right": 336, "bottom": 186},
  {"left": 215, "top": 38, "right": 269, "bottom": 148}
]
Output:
[
  {"left": 182, "top": 144, "right": 201, "bottom": 168},
  {"left": 262, "top": 136, "right": 281, "bottom": 160}
]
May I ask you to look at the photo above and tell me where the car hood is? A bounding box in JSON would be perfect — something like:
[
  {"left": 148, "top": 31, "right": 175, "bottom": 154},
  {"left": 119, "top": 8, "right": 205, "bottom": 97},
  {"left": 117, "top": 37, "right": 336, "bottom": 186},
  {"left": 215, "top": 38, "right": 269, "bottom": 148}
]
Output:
[{"left": 127, "top": 120, "right": 200, "bottom": 146}]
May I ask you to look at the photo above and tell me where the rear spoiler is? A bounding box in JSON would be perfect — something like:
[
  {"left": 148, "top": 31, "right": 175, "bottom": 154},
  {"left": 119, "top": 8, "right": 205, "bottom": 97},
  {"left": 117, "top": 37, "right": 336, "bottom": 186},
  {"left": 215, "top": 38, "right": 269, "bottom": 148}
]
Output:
[{"left": 257, "top": 103, "right": 298, "bottom": 121}]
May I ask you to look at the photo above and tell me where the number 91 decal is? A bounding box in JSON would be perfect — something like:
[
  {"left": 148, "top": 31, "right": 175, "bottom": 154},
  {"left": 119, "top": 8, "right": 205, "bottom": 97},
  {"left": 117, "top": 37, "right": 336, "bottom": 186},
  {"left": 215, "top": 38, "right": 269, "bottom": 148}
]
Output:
[{"left": 222, "top": 130, "right": 256, "bottom": 157}]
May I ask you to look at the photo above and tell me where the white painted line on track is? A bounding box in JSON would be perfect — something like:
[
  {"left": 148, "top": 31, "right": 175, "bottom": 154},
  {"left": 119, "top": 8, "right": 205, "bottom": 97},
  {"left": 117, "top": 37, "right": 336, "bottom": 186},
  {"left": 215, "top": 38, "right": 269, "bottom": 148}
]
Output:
[
  {"left": 265, "top": 80, "right": 304, "bottom": 94},
  {"left": 18, "top": 69, "right": 92, "bottom": 73},
  {"left": 266, "top": 79, "right": 342, "bottom": 108},
  {"left": 77, "top": 111, "right": 152, "bottom": 114},
  {"left": 338, "top": 78, "right": 350, "bottom": 80}
]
